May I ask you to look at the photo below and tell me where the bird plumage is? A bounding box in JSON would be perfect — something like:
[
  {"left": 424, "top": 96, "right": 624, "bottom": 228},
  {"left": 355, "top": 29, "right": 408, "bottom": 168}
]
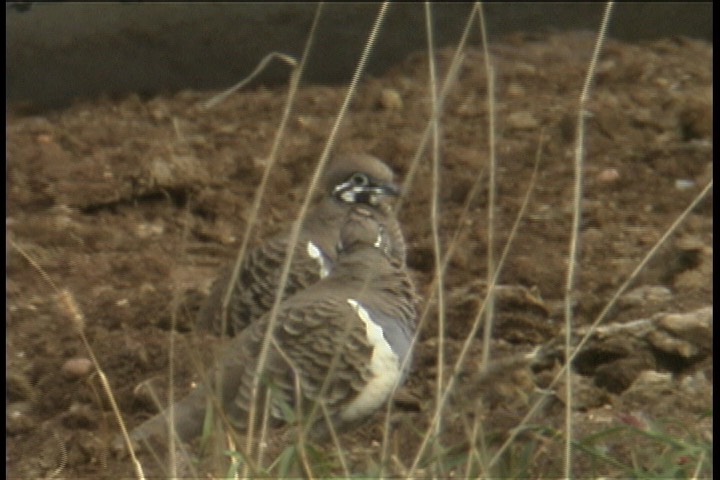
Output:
[
  {"left": 196, "top": 154, "right": 406, "bottom": 337},
  {"left": 125, "top": 207, "right": 417, "bottom": 450}
]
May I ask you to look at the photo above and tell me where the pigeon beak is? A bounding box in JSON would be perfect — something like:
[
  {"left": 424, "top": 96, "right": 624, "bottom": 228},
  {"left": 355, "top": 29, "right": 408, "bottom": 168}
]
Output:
[
  {"left": 379, "top": 182, "right": 400, "bottom": 197},
  {"left": 365, "top": 183, "right": 400, "bottom": 205}
]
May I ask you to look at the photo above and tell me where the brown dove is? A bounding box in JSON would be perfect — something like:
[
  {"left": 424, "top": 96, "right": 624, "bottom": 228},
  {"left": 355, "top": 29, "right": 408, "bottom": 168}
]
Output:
[
  {"left": 196, "top": 154, "right": 407, "bottom": 337},
  {"left": 125, "top": 206, "right": 418, "bottom": 451}
]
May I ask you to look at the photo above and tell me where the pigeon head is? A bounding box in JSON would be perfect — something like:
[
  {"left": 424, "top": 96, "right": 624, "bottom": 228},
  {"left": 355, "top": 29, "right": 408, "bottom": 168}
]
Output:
[{"left": 323, "top": 154, "right": 400, "bottom": 207}]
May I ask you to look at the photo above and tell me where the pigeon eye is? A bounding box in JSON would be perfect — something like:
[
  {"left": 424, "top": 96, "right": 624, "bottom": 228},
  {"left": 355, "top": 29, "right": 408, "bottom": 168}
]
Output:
[{"left": 350, "top": 173, "right": 369, "bottom": 187}]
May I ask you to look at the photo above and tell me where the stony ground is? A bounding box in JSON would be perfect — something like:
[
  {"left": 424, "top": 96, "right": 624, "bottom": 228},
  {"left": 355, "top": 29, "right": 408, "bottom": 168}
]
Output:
[{"left": 7, "top": 31, "right": 712, "bottom": 478}]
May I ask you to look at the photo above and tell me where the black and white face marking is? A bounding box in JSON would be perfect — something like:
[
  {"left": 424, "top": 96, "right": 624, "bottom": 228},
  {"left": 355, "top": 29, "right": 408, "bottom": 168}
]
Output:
[{"left": 332, "top": 172, "right": 399, "bottom": 206}]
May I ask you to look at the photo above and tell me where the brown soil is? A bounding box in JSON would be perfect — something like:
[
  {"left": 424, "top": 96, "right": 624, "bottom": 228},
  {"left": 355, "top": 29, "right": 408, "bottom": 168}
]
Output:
[{"left": 7, "top": 31, "right": 712, "bottom": 478}]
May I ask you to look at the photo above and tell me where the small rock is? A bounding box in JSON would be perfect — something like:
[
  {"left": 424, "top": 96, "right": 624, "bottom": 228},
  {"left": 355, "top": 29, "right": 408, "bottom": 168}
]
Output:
[
  {"left": 139, "top": 282, "right": 157, "bottom": 294},
  {"left": 657, "top": 307, "right": 712, "bottom": 332},
  {"left": 136, "top": 221, "right": 165, "bottom": 238},
  {"left": 379, "top": 88, "right": 403, "bottom": 111},
  {"left": 675, "top": 235, "right": 706, "bottom": 252},
  {"left": 675, "top": 179, "right": 696, "bottom": 190},
  {"left": 595, "top": 59, "right": 617, "bottom": 75},
  {"left": 149, "top": 158, "right": 174, "bottom": 186},
  {"left": 62, "top": 357, "right": 94, "bottom": 379},
  {"left": 647, "top": 329, "right": 699, "bottom": 358},
  {"left": 597, "top": 168, "right": 620, "bottom": 183},
  {"left": 506, "top": 111, "right": 539, "bottom": 130},
  {"left": 619, "top": 285, "right": 672, "bottom": 308},
  {"left": 654, "top": 307, "right": 713, "bottom": 354},
  {"left": 149, "top": 108, "right": 168, "bottom": 122},
  {"left": 622, "top": 370, "right": 673, "bottom": 406}
]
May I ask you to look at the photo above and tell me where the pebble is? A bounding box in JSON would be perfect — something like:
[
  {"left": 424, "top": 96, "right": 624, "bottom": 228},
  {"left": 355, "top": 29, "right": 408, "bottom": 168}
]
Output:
[
  {"left": 675, "top": 179, "right": 696, "bottom": 190},
  {"left": 379, "top": 88, "right": 403, "bottom": 111},
  {"left": 136, "top": 221, "right": 165, "bottom": 238},
  {"left": 623, "top": 370, "right": 674, "bottom": 404},
  {"left": 619, "top": 285, "right": 672, "bottom": 308},
  {"left": 506, "top": 111, "right": 539, "bottom": 130},
  {"left": 62, "top": 357, "right": 94, "bottom": 379},
  {"left": 647, "top": 329, "right": 699, "bottom": 358},
  {"left": 645, "top": 307, "right": 712, "bottom": 359},
  {"left": 656, "top": 307, "right": 713, "bottom": 352},
  {"left": 597, "top": 168, "right": 620, "bottom": 183}
]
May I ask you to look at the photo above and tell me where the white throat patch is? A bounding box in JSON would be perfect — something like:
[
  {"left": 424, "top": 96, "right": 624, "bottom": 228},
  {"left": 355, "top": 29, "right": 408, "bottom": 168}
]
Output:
[{"left": 342, "top": 299, "right": 400, "bottom": 422}]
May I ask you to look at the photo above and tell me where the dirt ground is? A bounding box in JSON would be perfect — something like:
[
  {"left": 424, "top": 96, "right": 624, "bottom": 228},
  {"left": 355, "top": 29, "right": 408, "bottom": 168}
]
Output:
[{"left": 7, "top": 31, "right": 712, "bottom": 478}]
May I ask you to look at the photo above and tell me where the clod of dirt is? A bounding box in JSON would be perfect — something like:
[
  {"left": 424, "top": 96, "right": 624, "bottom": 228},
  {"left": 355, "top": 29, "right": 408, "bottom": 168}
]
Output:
[
  {"left": 379, "top": 88, "right": 404, "bottom": 111},
  {"left": 573, "top": 306, "right": 712, "bottom": 393},
  {"left": 647, "top": 307, "right": 712, "bottom": 360},
  {"left": 619, "top": 285, "right": 673, "bottom": 308},
  {"left": 595, "top": 357, "right": 656, "bottom": 393},
  {"left": 442, "top": 280, "right": 553, "bottom": 341}
]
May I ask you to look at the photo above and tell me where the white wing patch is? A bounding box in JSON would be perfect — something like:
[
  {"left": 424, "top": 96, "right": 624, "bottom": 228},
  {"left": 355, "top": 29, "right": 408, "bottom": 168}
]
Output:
[
  {"left": 306, "top": 241, "right": 330, "bottom": 278},
  {"left": 342, "top": 299, "right": 401, "bottom": 422}
]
